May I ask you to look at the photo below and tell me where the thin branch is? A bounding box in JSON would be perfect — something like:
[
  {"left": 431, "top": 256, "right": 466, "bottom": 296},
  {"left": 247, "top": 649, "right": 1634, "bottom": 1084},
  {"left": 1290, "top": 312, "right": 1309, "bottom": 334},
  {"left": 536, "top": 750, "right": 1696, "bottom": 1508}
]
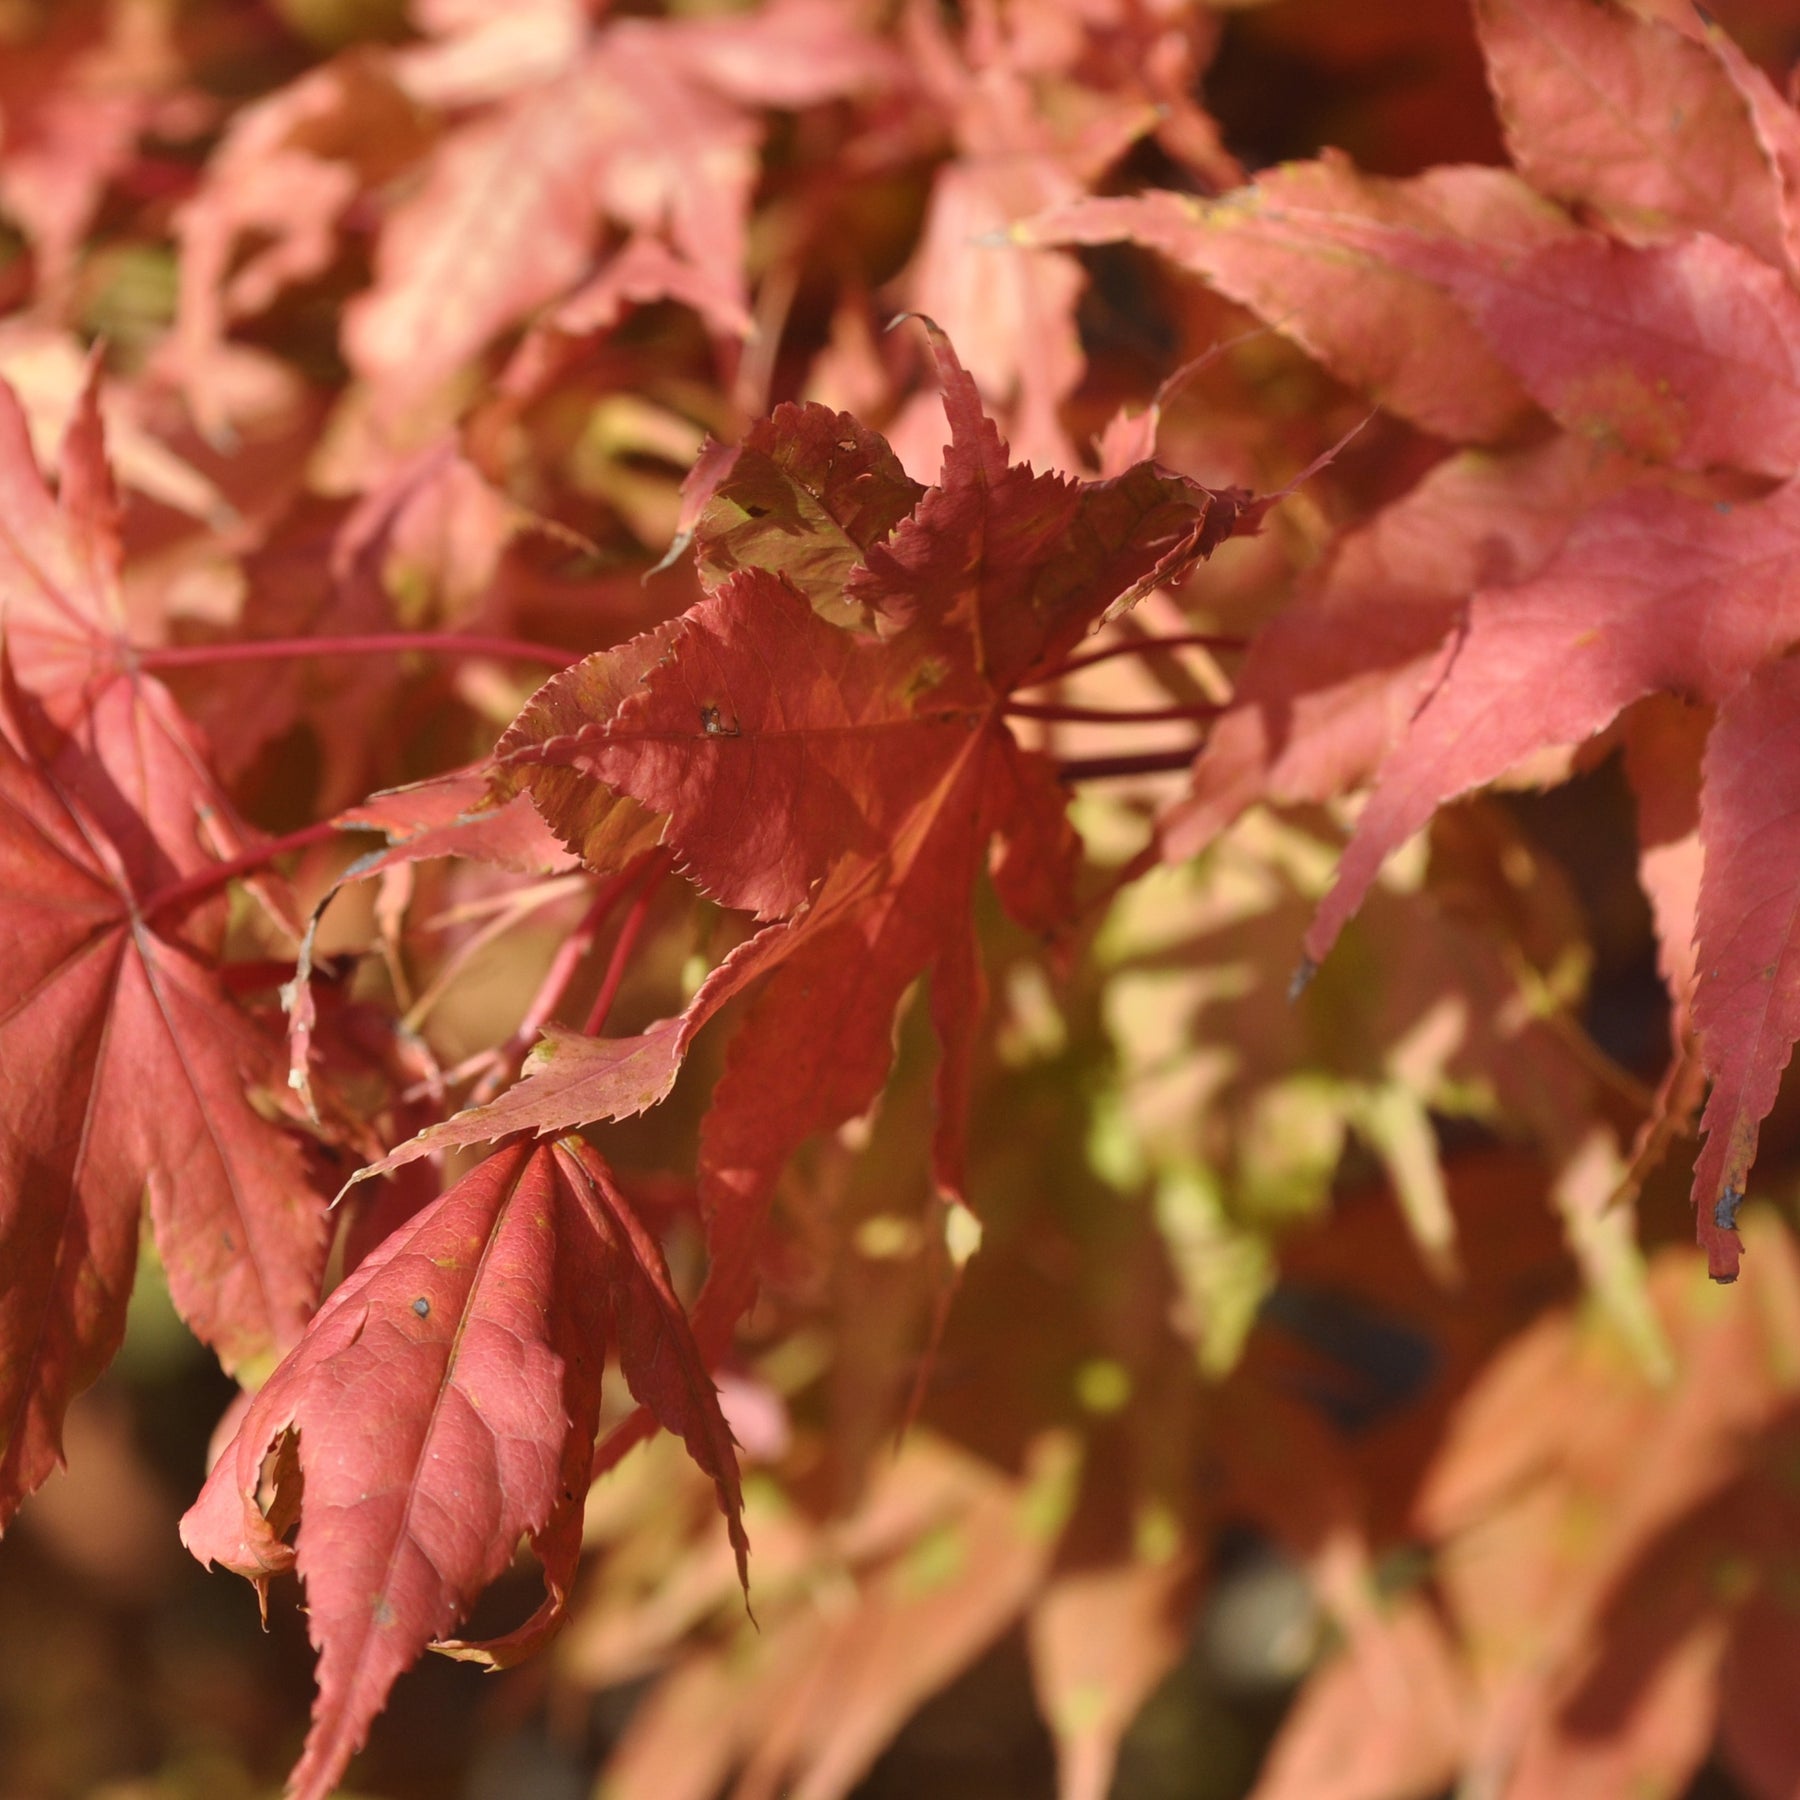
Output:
[
  {"left": 420, "top": 873, "right": 588, "bottom": 931},
  {"left": 139, "top": 819, "right": 350, "bottom": 922},
  {"left": 1006, "top": 698, "right": 1222, "bottom": 725},
  {"left": 456, "top": 854, "right": 660, "bottom": 1103},
  {"left": 583, "top": 852, "right": 672, "bottom": 1034},
  {"left": 402, "top": 880, "right": 584, "bottom": 1036},
  {"left": 1030, "top": 630, "right": 1247, "bottom": 682},
  {"left": 135, "top": 631, "right": 581, "bottom": 673},
  {"left": 1056, "top": 746, "right": 1203, "bottom": 782},
  {"left": 514, "top": 866, "right": 645, "bottom": 1045}
]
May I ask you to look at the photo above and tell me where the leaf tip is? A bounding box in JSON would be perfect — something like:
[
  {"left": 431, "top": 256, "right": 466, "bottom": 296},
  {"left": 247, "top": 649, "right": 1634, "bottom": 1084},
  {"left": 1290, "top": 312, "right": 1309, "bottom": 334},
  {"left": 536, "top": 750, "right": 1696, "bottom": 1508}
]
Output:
[
  {"left": 1708, "top": 1186, "right": 1745, "bottom": 1282},
  {"left": 1288, "top": 956, "right": 1318, "bottom": 1002},
  {"left": 1712, "top": 1187, "right": 1743, "bottom": 1234}
]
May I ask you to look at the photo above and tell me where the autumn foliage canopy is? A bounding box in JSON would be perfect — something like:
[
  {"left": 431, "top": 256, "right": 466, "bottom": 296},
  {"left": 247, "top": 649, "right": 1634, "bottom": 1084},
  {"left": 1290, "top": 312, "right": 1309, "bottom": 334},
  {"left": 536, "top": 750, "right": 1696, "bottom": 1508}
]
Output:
[{"left": 8, "top": 0, "right": 1800, "bottom": 1796}]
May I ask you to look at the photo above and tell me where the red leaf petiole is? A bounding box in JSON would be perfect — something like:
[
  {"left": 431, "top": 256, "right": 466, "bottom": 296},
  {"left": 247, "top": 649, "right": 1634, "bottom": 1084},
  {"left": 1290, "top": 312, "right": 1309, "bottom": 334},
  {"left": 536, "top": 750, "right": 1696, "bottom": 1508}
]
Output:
[
  {"left": 134, "top": 632, "right": 581, "bottom": 673},
  {"left": 1056, "top": 746, "right": 1204, "bottom": 781},
  {"left": 1029, "top": 629, "right": 1246, "bottom": 682},
  {"left": 1006, "top": 698, "right": 1222, "bottom": 725},
  {"left": 584, "top": 850, "right": 674, "bottom": 1035},
  {"left": 138, "top": 819, "right": 353, "bottom": 923}
]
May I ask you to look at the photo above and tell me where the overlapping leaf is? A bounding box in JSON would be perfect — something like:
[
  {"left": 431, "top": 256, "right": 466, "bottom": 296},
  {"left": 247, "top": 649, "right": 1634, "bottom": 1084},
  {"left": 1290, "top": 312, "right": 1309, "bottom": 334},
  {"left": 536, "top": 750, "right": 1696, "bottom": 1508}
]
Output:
[
  {"left": 182, "top": 1135, "right": 744, "bottom": 1800},
  {"left": 0, "top": 379, "right": 327, "bottom": 1531}
]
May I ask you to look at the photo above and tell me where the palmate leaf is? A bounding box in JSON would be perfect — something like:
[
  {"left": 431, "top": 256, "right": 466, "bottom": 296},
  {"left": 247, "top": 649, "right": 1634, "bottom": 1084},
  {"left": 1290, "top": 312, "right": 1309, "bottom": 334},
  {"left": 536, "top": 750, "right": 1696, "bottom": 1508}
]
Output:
[
  {"left": 188, "top": 323, "right": 1264, "bottom": 1799},
  {"left": 1024, "top": 0, "right": 1800, "bottom": 1280},
  {"left": 1289, "top": 500, "right": 1800, "bottom": 1284},
  {"left": 0, "top": 375, "right": 328, "bottom": 1530},
  {"left": 0, "top": 664, "right": 327, "bottom": 1525},
  {"left": 1470, "top": 0, "right": 1800, "bottom": 265},
  {"left": 183, "top": 1136, "right": 744, "bottom": 1800},
  {"left": 1163, "top": 433, "right": 1633, "bottom": 855},
  {"left": 1297, "top": 217, "right": 1800, "bottom": 477},
  {"left": 359, "top": 325, "right": 1267, "bottom": 1339}
]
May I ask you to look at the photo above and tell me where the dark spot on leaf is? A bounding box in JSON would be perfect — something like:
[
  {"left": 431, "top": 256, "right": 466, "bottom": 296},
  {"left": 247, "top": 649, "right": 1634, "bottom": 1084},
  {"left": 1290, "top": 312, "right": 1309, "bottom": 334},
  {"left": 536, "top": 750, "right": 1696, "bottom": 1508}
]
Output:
[
  {"left": 412, "top": 1296, "right": 431, "bottom": 1318},
  {"left": 1714, "top": 1189, "right": 1743, "bottom": 1233}
]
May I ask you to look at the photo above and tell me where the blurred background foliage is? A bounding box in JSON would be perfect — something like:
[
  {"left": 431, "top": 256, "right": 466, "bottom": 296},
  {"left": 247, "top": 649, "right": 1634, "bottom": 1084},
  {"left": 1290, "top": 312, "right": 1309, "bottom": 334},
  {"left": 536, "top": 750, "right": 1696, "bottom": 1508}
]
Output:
[{"left": 8, "top": 0, "right": 1800, "bottom": 1797}]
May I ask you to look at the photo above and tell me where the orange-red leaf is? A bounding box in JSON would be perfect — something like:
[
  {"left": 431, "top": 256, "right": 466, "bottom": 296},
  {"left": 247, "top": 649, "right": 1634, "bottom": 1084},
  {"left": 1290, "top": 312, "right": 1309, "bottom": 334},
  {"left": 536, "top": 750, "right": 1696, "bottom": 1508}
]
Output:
[
  {"left": 0, "top": 665, "right": 326, "bottom": 1528},
  {"left": 183, "top": 1136, "right": 743, "bottom": 1800}
]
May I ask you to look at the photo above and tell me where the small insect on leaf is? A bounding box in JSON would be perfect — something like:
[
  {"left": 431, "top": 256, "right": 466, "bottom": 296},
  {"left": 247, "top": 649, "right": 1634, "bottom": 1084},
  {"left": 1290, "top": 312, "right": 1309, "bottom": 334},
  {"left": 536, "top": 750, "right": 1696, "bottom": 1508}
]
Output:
[{"left": 412, "top": 1297, "right": 430, "bottom": 1319}]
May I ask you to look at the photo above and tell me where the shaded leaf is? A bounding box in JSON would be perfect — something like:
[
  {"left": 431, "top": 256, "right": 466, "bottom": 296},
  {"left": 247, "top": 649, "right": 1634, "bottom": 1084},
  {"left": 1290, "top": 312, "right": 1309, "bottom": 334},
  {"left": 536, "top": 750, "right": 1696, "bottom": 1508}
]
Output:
[
  {"left": 1025, "top": 158, "right": 1558, "bottom": 441},
  {"left": 678, "top": 401, "right": 925, "bottom": 627},
  {"left": 1473, "top": 0, "right": 1795, "bottom": 260}
]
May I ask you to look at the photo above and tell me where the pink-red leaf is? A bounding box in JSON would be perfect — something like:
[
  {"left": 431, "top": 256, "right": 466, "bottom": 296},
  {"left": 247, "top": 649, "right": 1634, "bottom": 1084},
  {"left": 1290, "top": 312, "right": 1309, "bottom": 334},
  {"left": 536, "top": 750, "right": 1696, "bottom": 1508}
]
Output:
[
  {"left": 1687, "top": 659, "right": 1800, "bottom": 1281},
  {"left": 0, "top": 368, "right": 123, "bottom": 690},
  {"left": 1344, "top": 224, "right": 1800, "bottom": 477},
  {"left": 1025, "top": 160, "right": 1559, "bottom": 442},
  {"left": 1473, "top": 0, "right": 1795, "bottom": 260},
  {"left": 1165, "top": 434, "right": 1630, "bottom": 859},
  {"left": 1304, "top": 480, "right": 1800, "bottom": 974},
  {"left": 337, "top": 767, "right": 579, "bottom": 879}
]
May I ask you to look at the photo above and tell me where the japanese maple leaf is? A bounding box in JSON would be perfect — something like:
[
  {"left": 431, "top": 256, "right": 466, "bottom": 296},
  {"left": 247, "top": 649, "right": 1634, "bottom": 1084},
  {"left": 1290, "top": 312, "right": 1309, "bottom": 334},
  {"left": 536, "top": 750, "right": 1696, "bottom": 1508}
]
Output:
[
  {"left": 1027, "top": 0, "right": 1800, "bottom": 1281},
  {"left": 1163, "top": 434, "right": 1634, "bottom": 856},
  {"left": 353, "top": 326, "right": 1266, "bottom": 1347},
  {"left": 1290, "top": 492, "right": 1800, "bottom": 1288},
  {"left": 0, "top": 660, "right": 326, "bottom": 1530},
  {"left": 1264, "top": 47, "right": 1800, "bottom": 1283},
  {"left": 183, "top": 1135, "right": 744, "bottom": 1800},
  {"left": 1021, "top": 156, "right": 1559, "bottom": 445},
  {"left": 0, "top": 378, "right": 327, "bottom": 1529}
]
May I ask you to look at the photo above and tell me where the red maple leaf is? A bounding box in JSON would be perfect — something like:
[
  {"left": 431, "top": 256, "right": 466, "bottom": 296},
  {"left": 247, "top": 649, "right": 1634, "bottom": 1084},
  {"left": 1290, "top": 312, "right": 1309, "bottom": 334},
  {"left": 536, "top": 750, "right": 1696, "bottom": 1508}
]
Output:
[
  {"left": 182, "top": 1135, "right": 744, "bottom": 1800},
  {"left": 1025, "top": 0, "right": 1800, "bottom": 1280},
  {"left": 353, "top": 324, "right": 1266, "bottom": 1344},
  {"left": 0, "top": 377, "right": 327, "bottom": 1529}
]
